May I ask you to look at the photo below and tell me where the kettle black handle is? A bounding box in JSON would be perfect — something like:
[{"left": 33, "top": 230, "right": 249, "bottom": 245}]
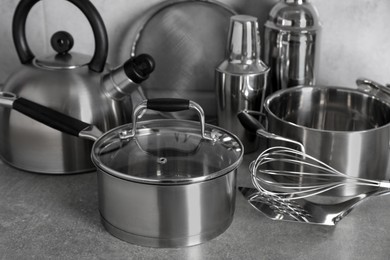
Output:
[{"left": 12, "top": 0, "right": 108, "bottom": 72}]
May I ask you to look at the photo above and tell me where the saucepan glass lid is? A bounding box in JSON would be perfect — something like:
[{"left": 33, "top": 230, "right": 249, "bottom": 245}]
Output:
[
  {"left": 92, "top": 119, "right": 243, "bottom": 185},
  {"left": 92, "top": 99, "right": 243, "bottom": 184}
]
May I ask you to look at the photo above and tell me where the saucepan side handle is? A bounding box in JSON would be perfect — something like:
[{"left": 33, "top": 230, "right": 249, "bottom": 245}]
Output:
[
  {"left": 120, "top": 98, "right": 210, "bottom": 140},
  {"left": 356, "top": 78, "right": 390, "bottom": 103},
  {"left": 356, "top": 78, "right": 390, "bottom": 148},
  {"left": 0, "top": 92, "right": 100, "bottom": 141},
  {"left": 238, "top": 110, "right": 305, "bottom": 153}
]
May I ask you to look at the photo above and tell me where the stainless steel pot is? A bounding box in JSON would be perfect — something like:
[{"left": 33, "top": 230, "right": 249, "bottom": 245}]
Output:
[
  {"left": 243, "top": 85, "right": 390, "bottom": 197},
  {"left": 0, "top": 93, "right": 243, "bottom": 248}
]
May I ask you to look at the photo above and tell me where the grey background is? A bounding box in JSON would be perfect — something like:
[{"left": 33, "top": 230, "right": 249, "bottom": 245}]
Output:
[{"left": 0, "top": 0, "right": 388, "bottom": 86}]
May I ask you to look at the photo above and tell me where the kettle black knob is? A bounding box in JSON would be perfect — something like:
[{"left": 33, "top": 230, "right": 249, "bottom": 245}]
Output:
[
  {"left": 123, "top": 54, "right": 155, "bottom": 84},
  {"left": 51, "top": 31, "right": 74, "bottom": 54},
  {"left": 102, "top": 54, "right": 156, "bottom": 100}
]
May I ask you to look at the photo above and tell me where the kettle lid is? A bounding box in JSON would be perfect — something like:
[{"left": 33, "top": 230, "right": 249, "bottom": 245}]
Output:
[
  {"left": 34, "top": 53, "right": 90, "bottom": 70},
  {"left": 34, "top": 31, "right": 91, "bottom": 70}
]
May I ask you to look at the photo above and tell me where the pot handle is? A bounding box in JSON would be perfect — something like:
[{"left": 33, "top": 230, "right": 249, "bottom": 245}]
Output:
[
  {"left": 0, "top": 92, "right": 101, "bottom": 141},
  {"left": 12, "top": 0, "right": 108, "bottom": 72},
  {"left": 119, "top": 98, "right": 211, "bottom": 140},
  {"left": 238, "top": 111, "right": 305, "bottom": 153},
  {"left": 356, "top": 78, "right": 390, "bottom": 103}
]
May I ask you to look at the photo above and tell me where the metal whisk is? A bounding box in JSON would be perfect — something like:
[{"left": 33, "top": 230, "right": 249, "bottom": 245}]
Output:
[{"left": 251, "top": 146, "right": 390, "bottom": 200}]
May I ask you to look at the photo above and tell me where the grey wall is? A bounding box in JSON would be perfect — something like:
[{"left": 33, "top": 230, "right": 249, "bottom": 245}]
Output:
[{"left": 0, "top": 0, "right": 389, "bottom": 86}]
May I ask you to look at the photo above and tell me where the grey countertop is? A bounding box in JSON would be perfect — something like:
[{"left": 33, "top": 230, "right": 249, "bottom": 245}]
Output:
[{"left": 1, "top": 153, "right": 390, "bottom": 260}]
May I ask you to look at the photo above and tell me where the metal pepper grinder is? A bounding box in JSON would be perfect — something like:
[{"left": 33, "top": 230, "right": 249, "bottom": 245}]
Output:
[
  {"left": 216, "top": 15, "right": 269, "bottom": 153},
  {"left": 263, "top": 0, "right": 321, "bottom": 95}
]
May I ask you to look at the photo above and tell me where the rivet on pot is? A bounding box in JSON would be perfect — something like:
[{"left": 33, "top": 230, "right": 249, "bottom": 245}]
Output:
[{"left": 157, "top": 157, "right": 167, "bottom": 164}]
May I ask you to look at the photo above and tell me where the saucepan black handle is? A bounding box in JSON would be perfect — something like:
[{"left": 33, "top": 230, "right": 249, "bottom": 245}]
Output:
[
  {"left": 146, "top": 98, "right": 190, "bottom": 112},
  {"left": 1, "top": 93, "right": 91, "bottom": 137}
]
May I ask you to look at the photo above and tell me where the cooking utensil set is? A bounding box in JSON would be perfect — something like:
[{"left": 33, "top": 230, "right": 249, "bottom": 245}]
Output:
[{"left": 2, "top": 0, "right": 389, "bottom": 248}]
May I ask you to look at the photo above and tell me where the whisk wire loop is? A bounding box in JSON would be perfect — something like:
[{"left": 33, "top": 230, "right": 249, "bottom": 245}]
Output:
[{"left": 250, "top": 146, "right": 389, "bottom": 200}]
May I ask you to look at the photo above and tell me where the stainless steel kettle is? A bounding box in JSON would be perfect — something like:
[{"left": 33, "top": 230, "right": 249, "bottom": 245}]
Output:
[{"left": 0, "top": 0, "right": 155, "bottom": 174}]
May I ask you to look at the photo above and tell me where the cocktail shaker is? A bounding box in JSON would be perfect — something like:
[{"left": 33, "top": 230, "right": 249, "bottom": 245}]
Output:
[
  {"left": 216, "top": 15, "right": 269, "bottom": 153},
  {"left": 263, "top": 0, "right": 321, "bottom": 94}
]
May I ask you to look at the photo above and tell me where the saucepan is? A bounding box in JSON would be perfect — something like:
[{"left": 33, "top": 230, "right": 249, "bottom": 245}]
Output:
[
  {"left": 239, "top": 85, "right": 390, "bottom": 198},
  {"left": 0, "top": 92, "right": 243, "bottom": 248}
]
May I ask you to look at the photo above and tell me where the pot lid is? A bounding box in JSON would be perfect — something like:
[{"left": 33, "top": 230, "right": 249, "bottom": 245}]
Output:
[
  {"left": 91, "top": 99, "right": 243, "bottom": 185},
  {"left": 92, "top": 119, "right": 243, "bottom": 185}
]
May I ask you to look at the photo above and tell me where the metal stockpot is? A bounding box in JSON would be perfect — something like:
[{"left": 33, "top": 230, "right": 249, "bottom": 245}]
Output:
[
  {"left": 255, "top": 86, "right": 390, "bottom": 197},
  {"left": 0, "top": 93, "right": 243, "bottom": 248}
]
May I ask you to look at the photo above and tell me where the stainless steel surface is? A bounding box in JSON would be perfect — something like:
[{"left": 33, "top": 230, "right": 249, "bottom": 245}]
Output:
[
  {"left": 260, "top": 85, "right": 390, "bottom": 196},
  {"left": 34, "top": 52, "right": 90, "bottom": 70},
  {"left": 119, "top": 100, "right": 209, "bottom": 141},
  {"left": 240, "top": 187, "right": 313, "bottom": 223},
  {"left": 216, "top": 15, "right": 269, "bottom": 154},
  {"left": 0, "top": 68, "right": 130, "bottom": 174},
  {"left": 130, "top": 0, "right": 236, "bottom": 122},
  {"left": 92, "top": 105, "right": 243, "bottom": 185},
  {"left": 1, "top": 45, "right": 153, "bottom": 174},
  {"left": 0, "top": 93, "right": 244, "bottom": 247},
  {"left": 102, "top": 66, "right": 138, "bottom": 101},
  {"left": 0, "top": 92, "right": 16, "bottom": 108},
  {"left": 89, "top": 100, "right": 244, "bottom": 247},
  {"left": 0, "top": 1, "right": 155, "bottom": 174},
  {"left": 250, "top": 146, "right": 390, "bottom": 200},
  {"left": 0, "top": 0, "right": 131, "bottom": 174},
  {"left": 97, "top": 166, "right": 237, "bottom": 247},
  {"left": 0, "top": 56, "right": 154, "bottom": 173},
  {"left": 356, "top": 77, "right": 390, "bottom": 103},
  {"left": 78, "top": 125, "right": 103, "bottom": 142},
  {"left": 263, "top": 0, "right": 321, "bottom": 94},
  {"left": 240, "top": 186, "right": 390, "bottom": 226}
]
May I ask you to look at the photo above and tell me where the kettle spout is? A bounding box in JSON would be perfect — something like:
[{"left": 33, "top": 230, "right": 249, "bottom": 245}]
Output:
[{"left": 102, "top": 54, "right": 155, "bottom": 100}]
